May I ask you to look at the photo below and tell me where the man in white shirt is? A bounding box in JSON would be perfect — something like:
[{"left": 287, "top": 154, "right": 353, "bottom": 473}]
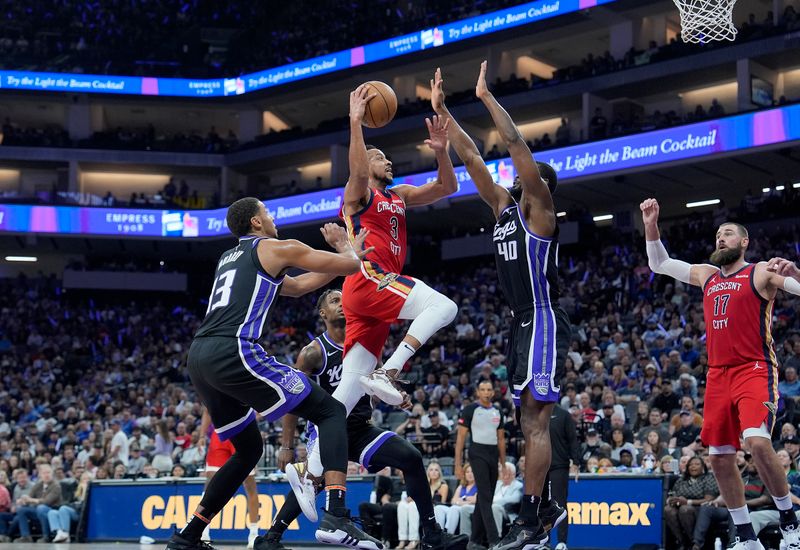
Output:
[
  {"left": 109, "top": 419, "right": 129, "bottom": 467},
  {"left": 492, "top": 462, "right": 523, "bottom": 532}
]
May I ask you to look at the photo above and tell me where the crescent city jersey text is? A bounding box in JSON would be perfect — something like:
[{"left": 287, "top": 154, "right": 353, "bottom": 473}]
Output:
[
  {"left": 311, "top": 332, "right": 373, "bottom": 423},
  {"left": 342, "top": 188, "right": 407, "bottom": 274},
  {"left": 493, "top": 203, "right": 561, "bottom": 313},
  {"left": 194, "top": 236, "right": 283, "bottom": 340},
  {"left": 702, "top": 263, "right": 777, "bottom": 368}
]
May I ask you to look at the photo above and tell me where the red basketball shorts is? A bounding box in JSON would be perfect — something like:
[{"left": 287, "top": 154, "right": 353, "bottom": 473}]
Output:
[
  {"left": 700, "top": 361, "right": 779, "bottom": 450},
  {"left": 342, "top": 263, "right": 417, "bottom": 358},
  {"left": 206, "top": 431, "right": 256, "bottom": 475}
]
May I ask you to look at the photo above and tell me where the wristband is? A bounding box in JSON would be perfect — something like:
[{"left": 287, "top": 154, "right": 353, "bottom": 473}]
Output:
[{"left": 279, "top": 447, "right": 294, "bottom": 452}]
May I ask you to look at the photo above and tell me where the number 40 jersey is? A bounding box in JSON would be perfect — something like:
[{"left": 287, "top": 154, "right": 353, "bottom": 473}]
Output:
[
  {"left": 492, "top": 202, "right": 561, "bottom": 314},
  {"left": 194, "top": 235, "right": 283, "bottom": 340}
]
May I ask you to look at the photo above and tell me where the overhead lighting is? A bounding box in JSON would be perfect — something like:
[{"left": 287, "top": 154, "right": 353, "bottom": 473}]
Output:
[
  {"left": 5, "top": 256, "right": 37, "bottom": 262},
  {"left": 686, "top": 199, "right": 720, "bottom": 208},
  {"left": 793, "top": 182, "right": 800, "bottom": 189},
  {"left": 776, "top": 185, "right": 785, "bottom": 191},
  {"left": 593, "top": 214, "right": 613, "bottom": 222},
  {"left": 762, "top": 187, "right": 771, "bottom": 193},
  {"left": 557, "top": 211, "right": 567, "bottom": 217}
]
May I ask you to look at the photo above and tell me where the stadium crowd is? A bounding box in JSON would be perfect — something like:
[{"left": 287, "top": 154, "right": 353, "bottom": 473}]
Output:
[{"left": 0, "top": 192, "right": 797, "bottom": 542}]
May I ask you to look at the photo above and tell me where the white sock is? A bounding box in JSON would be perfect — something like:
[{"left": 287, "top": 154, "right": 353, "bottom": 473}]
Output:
[
  {"left": 249, "top": 522, "right": 259, "bottom": 534},
  {"left": 774, "top": 493, "right": 793, "bottom": 511},
  {"left": 384, "top": 342, "right": 416, "bottom": 374},
  {"left": 729, "top": 504, "right": 752, "bottom": 525}
]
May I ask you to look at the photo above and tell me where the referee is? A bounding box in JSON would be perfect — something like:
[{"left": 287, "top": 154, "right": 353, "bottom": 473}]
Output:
[{"left": 455, "top": 380, "right": 506, "bottom": 550}]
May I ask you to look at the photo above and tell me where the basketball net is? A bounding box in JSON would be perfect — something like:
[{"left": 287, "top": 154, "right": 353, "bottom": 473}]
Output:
[{"left": 673, "top": 0, "right": 738, "bottom": 43}]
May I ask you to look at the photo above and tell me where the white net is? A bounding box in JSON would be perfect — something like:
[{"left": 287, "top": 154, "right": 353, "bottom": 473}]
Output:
[{"left": 673, "top": 0, "right": 738, "bottom": 43}]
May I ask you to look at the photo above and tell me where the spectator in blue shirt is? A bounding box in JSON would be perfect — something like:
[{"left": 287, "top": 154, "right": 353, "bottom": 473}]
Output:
[{"left": 779, "top": 367, "right": 800, "bottom": 399}]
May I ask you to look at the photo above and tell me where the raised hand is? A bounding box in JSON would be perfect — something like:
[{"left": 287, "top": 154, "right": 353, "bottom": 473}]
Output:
[
  {"left": 430, "top": 67, "right": 447, "bottom": 115},
  {"left": 349, "top": 84, "right": 376, "bottom": 123},
  {"left": 424, "top": 115, "right": 450, "bottom": 153},
  {"left": 766, "top": 257, "right": 800, "bottom": 279},
  {"left": 476, "top": 60, "right": 490, "bottom": 99},
  {"left": 640, "top": 198, "right": 660, "bottom": 226},
  {"left": 320, "top": 222, "right": 350, "bottom": 252},
  {"left": 352, "top": 228, "right": 374, "bottom": 261}
]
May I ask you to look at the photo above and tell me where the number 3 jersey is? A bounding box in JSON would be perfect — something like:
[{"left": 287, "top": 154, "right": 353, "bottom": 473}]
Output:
[
  {"left": 702, "top": 263, "right": 776, "bottom": 368},
  {"left": 342, "top": 187, "right": 407, "bottom": 275},
  {"left": 493, "top": 202, "right": 561, "bottom": 313},
  {"left": 195, "top": 235, "right": 282, "bottom": 340}
]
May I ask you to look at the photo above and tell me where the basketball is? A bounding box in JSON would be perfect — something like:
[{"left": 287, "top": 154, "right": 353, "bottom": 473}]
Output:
[{"left": 362, "top": 81, "right": 398, "bottom": 128}]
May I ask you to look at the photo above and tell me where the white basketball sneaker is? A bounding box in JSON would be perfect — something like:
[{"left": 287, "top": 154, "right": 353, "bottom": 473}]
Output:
[
  {"left": 730, "top": 538, "right": 765, "bottom": 550},
  {"left": 782, "top": 522, "right": 800, "bottom": 550},
  {"left": 286, "top": 462, "right": 319, "bottom": 522},
  {"left": 359, "top": 369, "right": 404, "bottom": 406}
]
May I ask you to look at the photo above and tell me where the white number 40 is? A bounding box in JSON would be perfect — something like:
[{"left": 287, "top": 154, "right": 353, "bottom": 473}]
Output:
[
  {"left": 497, "top": 241, "right": 518, "bottom": 261},
  {"left": 208, "top": 270, "right": 237, "bottom": 312}
]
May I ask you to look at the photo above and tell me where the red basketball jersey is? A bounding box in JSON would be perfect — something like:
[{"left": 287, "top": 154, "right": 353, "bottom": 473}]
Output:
[
  {"left": 342, "top": 187, "right": 407, "bottom": 273},
  {"left": 702, "top": 264, "right": 776, "bottom": 368}
]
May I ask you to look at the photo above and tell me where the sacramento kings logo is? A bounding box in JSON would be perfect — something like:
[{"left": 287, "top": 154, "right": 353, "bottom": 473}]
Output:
[
  {"left": 282, "top": 370, "right": 306, "bottom": 394},
  {"left": 533, "top": 373, "right": 550, "bottom": 395}
]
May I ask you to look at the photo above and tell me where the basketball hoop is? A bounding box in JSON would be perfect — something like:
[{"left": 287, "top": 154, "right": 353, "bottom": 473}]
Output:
[{"left": 673, "top": 0, "right": 738, "bottom": 43}]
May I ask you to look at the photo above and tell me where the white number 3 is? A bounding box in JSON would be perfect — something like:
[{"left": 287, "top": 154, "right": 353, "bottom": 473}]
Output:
[{"left": 208, "top": 270, "right": 237, "bottom": 312}]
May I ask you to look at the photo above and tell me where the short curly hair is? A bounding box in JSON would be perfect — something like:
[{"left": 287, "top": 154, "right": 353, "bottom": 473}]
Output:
[{"left": 226, "top": 197, "right": 262, "bottom": 238}]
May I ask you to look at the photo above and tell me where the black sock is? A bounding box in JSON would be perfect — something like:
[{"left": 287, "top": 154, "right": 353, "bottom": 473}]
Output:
[
  {"left": 519, "top": 495, "right": 541, "bottom": 524},
  {"left": 779, "top": 508, "right": 799, "bottom": 528},
  {"left": 735, "top": 522, "right": 757, "bottom": 541},
  {"left": 268, "top": 491, "right": 302, "bottom": 538},
  {"left": 180, "top": 512, "right": 211, "bottom": 542},
  {"left": 541, "top": 474, "right": 552, "bottom": 508},
  {"left": 325, "top": 485, "right": 347, "bottom": 514}
]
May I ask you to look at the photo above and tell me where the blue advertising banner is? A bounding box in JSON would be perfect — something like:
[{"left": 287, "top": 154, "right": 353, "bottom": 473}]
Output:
[
  {"left": 0, "top": 0, "right": 614, "bottom": 98},
  {"left": 1, "top": 104, "right": 798, "bottom": 238},
  {"left": 559, "top": 476, "right": 664, "bottom": 549},
  {"left": 85, "top": 478, "right": 373, "bottom": 543}
]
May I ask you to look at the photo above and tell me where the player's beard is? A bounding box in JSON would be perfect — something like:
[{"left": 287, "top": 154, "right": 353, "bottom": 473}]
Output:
[
  {"left": 375, "top": 174, "right": 392, "bottom": 188},
  {"left": 710, "top": 244, "right": 743, "bottom": 266}
]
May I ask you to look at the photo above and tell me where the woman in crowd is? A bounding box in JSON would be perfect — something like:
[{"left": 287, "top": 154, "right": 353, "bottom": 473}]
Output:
[
  {"left": 48, "top": 471, "right": 92, "bottom": 543},
  {"left": 428, "top": 461, "right": 451, "bottom": 532},
  {"left": 642, "top": 429, "right": 669, "bottom": 460},
  {"left": 152, "top": 419, "right": 174, "bottom": 472},
  {"left": 609, "top": 428, "right": 638, "bottom": 466},
  {"left": 396, "top": 470, "right": 419, "bottom": 550},
  {"left": 777, "top": 448, "right": 797, "bottom": 475},
  {"left": 664, "top": 456, "right": 719, "bottom": 550},
  {"left": 444, "top": 464, "right": 477, "bottom": 535},
  {"left": 632, "top": 402, "right": 651, "bottom": 433}
]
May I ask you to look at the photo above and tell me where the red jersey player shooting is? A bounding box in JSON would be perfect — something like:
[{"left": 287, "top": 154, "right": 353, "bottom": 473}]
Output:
[
  {"left": 334, "top": 84, "right": 460, "bottom": 412},
  {"left": 641, "top": 198, "right": 800, "bottom": 550}
]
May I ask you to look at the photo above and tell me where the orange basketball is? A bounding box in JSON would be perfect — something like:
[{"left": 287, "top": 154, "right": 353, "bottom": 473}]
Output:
[{"left": 362, "top": 81, "right": 397, "bottom": 128}]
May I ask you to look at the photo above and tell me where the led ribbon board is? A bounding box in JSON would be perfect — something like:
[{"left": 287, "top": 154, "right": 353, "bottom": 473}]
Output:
[
  {"left": 0, "top": 0, "right": 613, "bottom": 98},
  {"left": 1, "top": 104, "right": 797, "bottom": 237}
]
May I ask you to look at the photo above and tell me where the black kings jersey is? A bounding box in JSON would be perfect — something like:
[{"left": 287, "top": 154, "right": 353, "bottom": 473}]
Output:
[
  {"left": 493, "top": 203, "right": 561, "bottom": 314},
  {"left": 312, "top": 332, "right": 373, "bottom": 423},
  {"left": 195, "top": 236, "right": 283, "bottom": 340}
]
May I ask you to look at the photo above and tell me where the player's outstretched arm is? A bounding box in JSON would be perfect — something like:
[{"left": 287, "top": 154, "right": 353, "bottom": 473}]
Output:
[
  {"left": 476, "top": 61, "right": 553, "bottom": 212},
  {"left": 641, "top": 198, "right": 715, "bottom": 288},
  {"left": 391, "top": 114, "right": 458, "bottom": 208},
  {"left": 344, "top": 85, "right": 376, "bottom": 215},
  {"left": 430, "top": 67, "right": 511, "bottom": 219},
  {"left": 257, "top": 224, "right": 374, "bottom": 297}
]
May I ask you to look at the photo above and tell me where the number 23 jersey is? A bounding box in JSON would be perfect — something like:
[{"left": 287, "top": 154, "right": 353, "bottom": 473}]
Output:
[{"left": 702, "top": 263, "right": 776, "bottom": 368}]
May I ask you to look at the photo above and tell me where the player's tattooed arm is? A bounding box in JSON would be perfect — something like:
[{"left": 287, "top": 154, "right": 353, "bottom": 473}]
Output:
[
  {"left": 430, "top": 67, "right": 510, "bottom": 218},
  {"left": 640, "top": 198, "right": 716, "bottom": 288},
  {"left": 294, "top": 341, "right": 323, "bottom": 377},
  {"left": 344, "top": 84, "right": 376, "bottom": 215},
  {"left": 278, "top": 341, "right": 323, "bottom": 470}
]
